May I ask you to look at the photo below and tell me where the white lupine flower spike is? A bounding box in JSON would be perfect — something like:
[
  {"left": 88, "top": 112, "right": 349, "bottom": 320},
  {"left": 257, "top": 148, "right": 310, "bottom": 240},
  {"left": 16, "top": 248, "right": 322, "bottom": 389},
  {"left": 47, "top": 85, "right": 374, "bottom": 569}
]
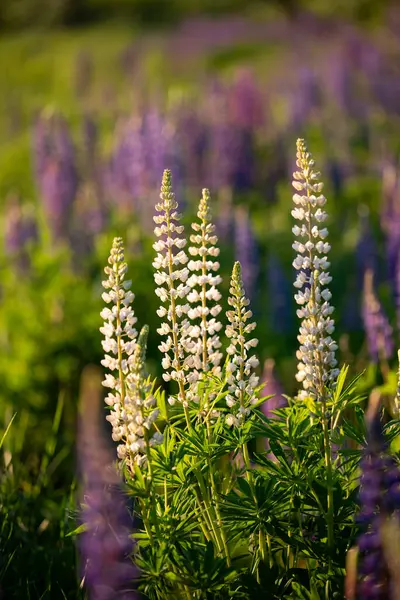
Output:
[
  {"left": 100, "top": 236, "right": 137, "bottom": 405},
  {"left": 153, "top": 170, "right": 192, "bottom": 418},
  {"left": 101, "top": 238, "right": 163, "bottom": 473},
  {"left": 292, "top": 139, "right": 339, "bottom": 401},
  {"left": 187, "top": 188, "right": 223, "bottom": 401},
  {"left": 225, "top": 262, "right": 259, "bottom": 428}
]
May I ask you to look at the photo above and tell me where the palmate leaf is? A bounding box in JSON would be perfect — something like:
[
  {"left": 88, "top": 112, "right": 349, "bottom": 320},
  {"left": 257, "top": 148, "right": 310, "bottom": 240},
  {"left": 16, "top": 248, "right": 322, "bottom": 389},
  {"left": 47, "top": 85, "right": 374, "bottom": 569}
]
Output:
[
  {"left": 168, "top": 540, "right": 241, "bottom": 597},
  {"left": 179, "top": 426, "right": 235, "bottom": 467},
  {"left": 221, "top": 475, "right": 289, "bottom": 544}
]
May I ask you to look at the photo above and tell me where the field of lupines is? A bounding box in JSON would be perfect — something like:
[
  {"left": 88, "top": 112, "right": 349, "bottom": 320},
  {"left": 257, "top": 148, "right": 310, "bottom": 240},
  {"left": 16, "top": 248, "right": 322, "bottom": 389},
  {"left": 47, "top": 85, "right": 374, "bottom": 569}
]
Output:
[{"left": 2, "top": 9, "right": 400, "bottom": 599}]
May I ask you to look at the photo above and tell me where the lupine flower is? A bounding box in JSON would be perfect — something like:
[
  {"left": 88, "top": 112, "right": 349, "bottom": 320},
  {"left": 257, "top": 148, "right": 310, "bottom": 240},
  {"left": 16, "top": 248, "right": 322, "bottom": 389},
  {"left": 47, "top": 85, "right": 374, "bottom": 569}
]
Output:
[
  {"left": 78, "top": 365, "right": 139, "bottom": 600},
  {"left": 356, "top": 394, "right": 400, "bottom": 599},
  {"left": 267, "top": 253, "right": 292, "bottom": 334},
  {"left": 4, "top": 195, "right": 37, "bottom": 255},
  {"left": 100, "top": 237, "right": 139, "bottom": 464},
  {"left": 229, "top": 68, "right": 264, "bottom": 130},
  {"left": 108, "top": 116, "right": 146, "bottom": 212},
  {"left": 153, "top": 170, "right": 193, "bottom": 406},
  {"left": 174, "top": 105, "right": 208, "bottom": 189},
  {"left": 234, "top": 206, "right": 259, "bottom": 302},
  {"left": 361, "top": 269, "right": 394, "bottom": 364},
  {"left": 380, "top": 158, "right": 400, "bottom": 289},
  {"left": 186, "top": 188, "right": 223, "bottom": 388},
  {"left": 115, "top": 325, "right": 163, "bottom": 472},
  {"left": 292, "top": 138, "right": 339, "bottom": 401},
  {"left": 225, "top": 262, "right": 259, "bottom": 427},
  {"left": 33, "top": 113, "right": 78, "bottom": 240},
  {"left": 260, "top": 359, "right": 286, "bottom": 419}
]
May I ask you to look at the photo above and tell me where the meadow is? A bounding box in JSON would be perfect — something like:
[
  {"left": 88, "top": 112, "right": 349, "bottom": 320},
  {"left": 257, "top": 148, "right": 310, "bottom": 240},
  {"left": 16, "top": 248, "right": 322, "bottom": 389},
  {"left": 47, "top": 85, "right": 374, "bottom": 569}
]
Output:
[{"left": 1, "top": 6, "right": 400, "bottom": 599}]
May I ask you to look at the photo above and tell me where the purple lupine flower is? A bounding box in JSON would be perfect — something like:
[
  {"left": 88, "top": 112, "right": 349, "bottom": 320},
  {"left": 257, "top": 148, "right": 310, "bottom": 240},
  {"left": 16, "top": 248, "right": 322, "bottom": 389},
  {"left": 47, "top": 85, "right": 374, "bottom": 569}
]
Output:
[
  {"left": 4, "top": 194, "right": 37, "bottom": 255},
  {"left": 108, "top": 115, "right": 146, "bottom": 212},
  {"left": 380, "top": 159, "right": 400, "bottom": 289},
  {"left": 356, "top": 397, "right": 400, "bottom": 599},
  {"left": 82, "top": 115, "right": 98, "bottom": 172},
  {"left": 33, "top": 113, "right": 78, "bottom": 241},
  {"left": 361, "top": 270, "right": 394, "bottom": 363},
  {"left": 260, "top": 359, "right": 286, "bottom": 418},
  {"left": 260, "top": 359, "right": 286, "bottom": 460},
  {"left": 288, "top": 66, "right": 321, "bottom": 131},
  {"left": 78, "top": 366, "right": 139, "bottom": 600},
  {"left": 267, "top": 253, "right": 292, "bottom": 334},
  {"left": 207, "top": 115, "right": 238, "bottom": 191},
  {"left": 233, "top": 206, "right": 258, "bottom": 301},
  {"left": 174, "top": 104, "right": 208, "bottom": 189},
  {"left": 228, "top": 68, "right": 264, "bottom": 130}
]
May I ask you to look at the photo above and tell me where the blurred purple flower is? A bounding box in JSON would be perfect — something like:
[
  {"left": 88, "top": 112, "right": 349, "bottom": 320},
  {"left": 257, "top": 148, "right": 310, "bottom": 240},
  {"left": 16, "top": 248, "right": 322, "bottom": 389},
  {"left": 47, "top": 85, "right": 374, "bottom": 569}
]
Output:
[
  {"left": 380, "top": 159, "right": 400, "bottom": 288},
  {"left": 267, "top": 253, "right": 292, "bottom": 334},
  {"left": 234, "top": 206, "right": 258, "bottom": 301},
  {"left": 361, "top": 270, "right": 394, "bottom": 364},
  {"left": 108, "top": 116, "right": 146, "bottom": 211},
  {"left": 260, "top": 359, "right": 286, "bottom": 418},
  {"left": 4, "top": 194, "right": 37, "bottom": 256},
  {"left": 228, "top": 68, "right": 265, "bottom": 130},
  {"left": 33, "top": 113, "right": 78, "bottom": 241},
  {"left": 289, "top": 66, "right": 321, "bottom": 130},
  {"left": 174, "top": 105, "right": 208, "bottom": 189},
  {"left": 78, "top": 366, "right": 139, "bottom": 600},
  {"left": 356, "top": 399, "right": 400, "bottom": 599}
]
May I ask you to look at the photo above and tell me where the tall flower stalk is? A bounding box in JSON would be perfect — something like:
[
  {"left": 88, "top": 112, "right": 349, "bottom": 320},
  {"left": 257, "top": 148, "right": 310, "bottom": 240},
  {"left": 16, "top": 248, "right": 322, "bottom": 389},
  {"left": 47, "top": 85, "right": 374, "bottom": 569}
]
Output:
[
  {"left": 187, "top": 188, "right": 223, "bottom": 403},
  {"left": 153, "top": 170, "right": 192, "bottom": 422},
  {"left": 225, "top": 261, "right": 266, "bottom": 567},
  {"left": 101, "top": 238, "right": 162, "bottom": 473},
  {"left": 292, "top": 138, "right": 339, "bottom": 574},
  {"left": 225, "top": 262, "right": 259, "bottom": 430}
]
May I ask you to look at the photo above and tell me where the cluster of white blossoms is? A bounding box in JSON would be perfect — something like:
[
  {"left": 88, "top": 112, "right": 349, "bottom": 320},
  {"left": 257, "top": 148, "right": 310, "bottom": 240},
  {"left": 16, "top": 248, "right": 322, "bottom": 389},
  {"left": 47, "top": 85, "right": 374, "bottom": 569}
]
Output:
[
  {"left": 101, "top": 240, "right": 162, "bottom": 472},
  {"left": 113, "top": 325, "right": 162, "bottom": 471},
  {"left": 100, "top": 237, "right": 137, "bottom": 401},
  {"left": 292, "top": 138, "right": 339, "bottom": 401},
  {"left": 187, "top": 188, "right": 223, "bottom": 385},
  {"left": 225, "top": 262, "right": 259, "bottom": 427},
  {"left": 153, "top": 170, "right": 196, "bottom": 406}
]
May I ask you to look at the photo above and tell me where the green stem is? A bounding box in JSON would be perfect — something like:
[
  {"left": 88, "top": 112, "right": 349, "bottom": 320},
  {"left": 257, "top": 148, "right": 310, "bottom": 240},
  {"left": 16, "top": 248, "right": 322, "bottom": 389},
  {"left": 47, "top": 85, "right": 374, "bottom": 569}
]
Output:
[
  {"left": 195, "top": 468, "right": 224, "bottom": 553},
  {"left": 322, "top": 402, "right": 334, "bottom": 569}
]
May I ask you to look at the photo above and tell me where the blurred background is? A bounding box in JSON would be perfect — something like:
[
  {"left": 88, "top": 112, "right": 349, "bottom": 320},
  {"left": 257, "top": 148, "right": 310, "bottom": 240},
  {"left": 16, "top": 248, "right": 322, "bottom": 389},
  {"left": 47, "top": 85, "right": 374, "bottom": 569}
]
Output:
[{"left": 1, "top": 0, "right": 400, "bottom": 597}]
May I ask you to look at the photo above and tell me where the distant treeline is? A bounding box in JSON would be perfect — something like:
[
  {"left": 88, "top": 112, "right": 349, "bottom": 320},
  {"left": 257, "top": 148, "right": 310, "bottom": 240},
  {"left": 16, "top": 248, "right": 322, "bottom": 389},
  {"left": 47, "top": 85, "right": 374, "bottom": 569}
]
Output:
[{"left": 0, "top": 0, "right": 392, "bottom": 30}]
